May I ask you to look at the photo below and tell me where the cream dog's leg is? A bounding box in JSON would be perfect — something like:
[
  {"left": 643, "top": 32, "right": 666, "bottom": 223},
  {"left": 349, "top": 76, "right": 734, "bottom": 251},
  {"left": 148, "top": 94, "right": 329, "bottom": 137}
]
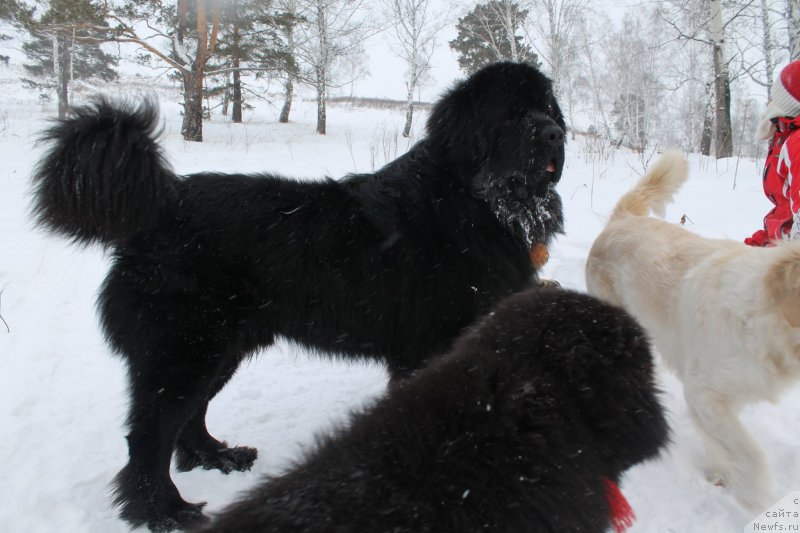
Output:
[{"left": 685, "top": 387, "right": 775, "bottom": 513}]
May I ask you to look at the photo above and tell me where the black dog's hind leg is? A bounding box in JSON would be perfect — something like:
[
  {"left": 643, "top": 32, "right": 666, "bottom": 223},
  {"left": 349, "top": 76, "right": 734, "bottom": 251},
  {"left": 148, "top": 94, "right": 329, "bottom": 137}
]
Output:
[{"left": 175, "top": 356, "right": 258, "bottom": 473}]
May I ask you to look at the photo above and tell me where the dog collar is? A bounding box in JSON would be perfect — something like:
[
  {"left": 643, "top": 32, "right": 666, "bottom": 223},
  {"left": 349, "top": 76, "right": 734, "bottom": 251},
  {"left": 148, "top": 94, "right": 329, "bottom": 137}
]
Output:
[{"left": 529, "top": 242, "right": 549, "bottom": 269}]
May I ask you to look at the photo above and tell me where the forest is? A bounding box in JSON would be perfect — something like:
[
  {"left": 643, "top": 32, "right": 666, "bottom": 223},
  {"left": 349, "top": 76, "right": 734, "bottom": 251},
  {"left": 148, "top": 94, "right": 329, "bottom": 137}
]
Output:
[{"left": 2, "top": 0, "right": 799, "bottom": 155}]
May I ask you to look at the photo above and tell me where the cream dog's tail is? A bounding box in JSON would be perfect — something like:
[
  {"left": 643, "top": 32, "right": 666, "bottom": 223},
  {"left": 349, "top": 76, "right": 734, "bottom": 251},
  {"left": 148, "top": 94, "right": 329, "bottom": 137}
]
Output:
[{"left": 611, "top": 150, "right": 689, "bottom": 221}]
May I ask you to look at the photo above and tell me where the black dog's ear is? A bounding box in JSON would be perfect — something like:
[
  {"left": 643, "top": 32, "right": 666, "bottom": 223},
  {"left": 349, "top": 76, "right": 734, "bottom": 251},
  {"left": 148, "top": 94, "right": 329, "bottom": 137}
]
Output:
[{"left": 425, "top": 80, "right": 491, "bottom": 171}]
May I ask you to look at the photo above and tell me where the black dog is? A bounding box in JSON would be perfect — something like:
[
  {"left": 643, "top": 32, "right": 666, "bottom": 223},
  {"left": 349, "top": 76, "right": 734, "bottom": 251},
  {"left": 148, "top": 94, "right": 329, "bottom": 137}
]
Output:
[
  {"left": 31, "top": 62, "right": 565, "bottom": 531},
  {"left": 193, "top": 288, "right": 669, "bottom": 533}
]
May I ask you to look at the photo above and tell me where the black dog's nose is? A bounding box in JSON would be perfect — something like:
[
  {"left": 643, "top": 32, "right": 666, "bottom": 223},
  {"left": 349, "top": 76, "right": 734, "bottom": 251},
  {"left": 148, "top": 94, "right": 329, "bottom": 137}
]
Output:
[{"left": 537, "top": 124, "right": 564, "bottom": 146}]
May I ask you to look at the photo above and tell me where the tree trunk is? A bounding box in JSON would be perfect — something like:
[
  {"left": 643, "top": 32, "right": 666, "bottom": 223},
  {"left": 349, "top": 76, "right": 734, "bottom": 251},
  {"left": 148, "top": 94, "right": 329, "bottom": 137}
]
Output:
[
  {"left": 788, "top": 0, "right": 800, "bottom": 60},
  {"left": 700, "top": 97, "right": 713, "bottom": 156},
  {"left": 232, "top": 55, "right": 242, "bottom": 123},
  {"left": 231, "top": 18, "right": 242, "bottom": 124},
  {"left": 403, "top": 80, "right": 414, "bottom": 138},
  {"left": 177, "top": 0, "right": 218, "bottom": 142},
  {"left": 315, "top": 0, "right": 328, "bottom": 135},
  {"left": 222, "top": 71, "right": 230, "bottom": 116},
  {"left": 279, "top": 74, "right": 293, "bottom": 123},
  {"left": 279, "top": 16, "right": 296, "bottom": 124},
  {"left": 55, "top": 35, "right": 71, "bottom": 119},
  {"left": 316, "top": 67, "right": 326, "bottom": 135},
  {"left": 709, "top": 0, "right": 733, "bottom": 158},
  {"left": 760, "top": 0, "right": 775, "bottom": 96},
  {"left": 182, "top": 70, "right": 204, "bottom": 142}
]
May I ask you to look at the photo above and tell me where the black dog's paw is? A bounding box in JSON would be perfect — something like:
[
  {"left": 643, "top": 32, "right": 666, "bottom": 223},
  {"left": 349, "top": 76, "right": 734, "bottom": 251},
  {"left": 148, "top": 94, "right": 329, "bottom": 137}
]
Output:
[
  {"left": 117, "top": 485, "right": 207, "bottom": 533},
  {"left": 176, "top": 443, "right": 258, "bottom": 474},
  {"left": 146, "top": 502, "right": 208, "bottom": 533}
]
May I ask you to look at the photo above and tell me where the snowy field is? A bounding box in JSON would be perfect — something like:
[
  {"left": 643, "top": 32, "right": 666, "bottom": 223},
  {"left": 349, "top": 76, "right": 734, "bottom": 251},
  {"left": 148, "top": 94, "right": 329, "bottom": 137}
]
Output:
[{"left": 0, "top": 69, "right": 798, "bottom": 533}]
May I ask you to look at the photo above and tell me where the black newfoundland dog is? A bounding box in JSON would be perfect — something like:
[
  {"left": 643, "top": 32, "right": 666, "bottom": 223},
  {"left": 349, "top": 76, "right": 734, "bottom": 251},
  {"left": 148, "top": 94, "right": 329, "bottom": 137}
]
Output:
[
  {"left": 31, "top": 62, "right": 565, "bottom": 531},
  {"left": 193, "top": 288, "right": 669, "bottom": 533}
]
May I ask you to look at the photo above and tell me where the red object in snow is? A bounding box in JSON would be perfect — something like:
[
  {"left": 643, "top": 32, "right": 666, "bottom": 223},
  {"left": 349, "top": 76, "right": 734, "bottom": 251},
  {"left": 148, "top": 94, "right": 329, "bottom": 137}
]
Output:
[{"left": 604, "top": 477, "right": 636, "bottom": 533}]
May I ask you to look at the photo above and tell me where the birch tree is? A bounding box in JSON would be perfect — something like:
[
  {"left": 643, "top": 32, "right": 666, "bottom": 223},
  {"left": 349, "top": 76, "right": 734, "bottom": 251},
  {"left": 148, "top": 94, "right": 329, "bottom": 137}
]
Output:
[
  {"left": 759, "top": 0, "right": 777, "bottom": 93},
  {"left": 788, "top": 0, "right": 800, "bottom": 60},
  {"left": 659, "top": 0, "right": 734, "bottom": 157},
  {"left": 724, "top": 0, "right": 785, "bottom": 97},
  {"left": 274, "top": 0, "right": 301, "bottom": 123},
  {"left": 709, "top": 0, "right": 733, "bottom": 157},
  {"left": 604, "top": 12, "right": 665, "bottom": 151},
  {"left": 295, "top": 0, "right": 371, "bottom": 134},
  {"left": 573, "top": 12, "right": 613, "bottom": 141},
  {"left": 384, "top": 0, "right": 446, "bottom": 137},
  {"left": 525, "top": 0, "right": 588, "bottom": 100}
]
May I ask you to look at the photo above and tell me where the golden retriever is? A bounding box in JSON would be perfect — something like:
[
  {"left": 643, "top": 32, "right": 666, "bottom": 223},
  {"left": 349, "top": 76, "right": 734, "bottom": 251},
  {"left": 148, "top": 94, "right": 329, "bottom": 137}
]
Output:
[{"left": 585, "top": 150, "right": 800, "bottom": 513}]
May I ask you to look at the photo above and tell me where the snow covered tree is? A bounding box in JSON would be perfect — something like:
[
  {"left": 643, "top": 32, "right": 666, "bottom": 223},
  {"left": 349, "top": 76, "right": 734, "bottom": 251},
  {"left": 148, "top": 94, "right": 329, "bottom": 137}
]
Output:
[
  {"left": 449, "top": 0, "right": 538, "bottom": 74},
  {"left": 211, "top": 0, "right": 254, "bottom": 123},
  {"left": 603, "top": 11, "right": 664, "bottom": 151},
  {"left": 273, "top": 0, "right": 302, "bottom": 123},
  {"left": 721, "top": 0, "right": 786, "bottom": 98},
  {"left": 709, "top": 0, "right": 733, "bottom": 158},
  {"left": 525, "top": 0, "right": 587, "bottom": 100},
  {"left": 21, "top": 0, "right": 118, "bottom": 118},
  {"left": 171, "top": 0, "right": 221, "bottom": 141},
  {"left": 788, "top": 0, "right": 800, "bottom": 60},
  {"left": 70, "top": 0, "right": 222, "bottom": 141},
  {"left": 1, "top": 0, "right": 32, "bottom": 63},
  {"left": 294, "top": 0, "right": 371, "bottom": 134},
  {"left": 659, "top": 0, "right": 734, "bottom": 158},
  {"left": 757, "top": 0, "right": 777, "bottom": 94},
  {"left": 611, "top": 93, "right": 647, "bottom": 150},
  {"left": 209, "top": 0, "right": 290, "bottom": 124},
  {"left": 383, "top": 0, "right": 447, "bottom": 137}
]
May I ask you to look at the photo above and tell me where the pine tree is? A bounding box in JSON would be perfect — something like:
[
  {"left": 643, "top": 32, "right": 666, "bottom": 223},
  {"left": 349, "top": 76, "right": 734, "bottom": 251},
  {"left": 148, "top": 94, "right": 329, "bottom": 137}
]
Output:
[
  {"left": 21, "top": 0, "right": 117, "bottom": 117},
  {"left": 449, "top": 1, "right": 538, "bottom": 74},
  {"left": 1, "top": 0, "right": 32, "bottom": 63},
  {"left": 208, "top": 0, "right": 291, "bottom": 124}
]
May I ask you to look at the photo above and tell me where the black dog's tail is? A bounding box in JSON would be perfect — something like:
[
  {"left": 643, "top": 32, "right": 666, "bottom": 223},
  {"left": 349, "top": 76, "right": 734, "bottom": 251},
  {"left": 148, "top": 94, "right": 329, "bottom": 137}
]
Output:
[{"left": 31, "top": 98, "right": 177, "bottom": 246}]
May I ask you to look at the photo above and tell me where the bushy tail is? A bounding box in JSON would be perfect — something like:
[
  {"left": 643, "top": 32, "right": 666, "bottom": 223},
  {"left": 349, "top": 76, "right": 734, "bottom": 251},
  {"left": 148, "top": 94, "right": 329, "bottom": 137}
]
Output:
[
  {"left": 610, "top": 150, "right": 689, "bottom": 221},
  {"left": 31, "top": 98, "right": 177, "bottom": 246}
]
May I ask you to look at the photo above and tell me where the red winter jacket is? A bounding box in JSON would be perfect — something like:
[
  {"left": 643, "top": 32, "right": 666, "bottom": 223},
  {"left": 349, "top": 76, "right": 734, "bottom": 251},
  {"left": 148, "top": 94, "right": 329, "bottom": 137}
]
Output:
[{"left": 746, "top": 115, "right": 800, "bottom": 246}]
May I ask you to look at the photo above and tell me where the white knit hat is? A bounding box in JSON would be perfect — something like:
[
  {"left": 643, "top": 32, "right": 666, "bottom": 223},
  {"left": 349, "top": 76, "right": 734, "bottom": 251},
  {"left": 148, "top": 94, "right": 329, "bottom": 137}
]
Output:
[{"left": 756, "top": 61, "right": 800, "bottom": 140}]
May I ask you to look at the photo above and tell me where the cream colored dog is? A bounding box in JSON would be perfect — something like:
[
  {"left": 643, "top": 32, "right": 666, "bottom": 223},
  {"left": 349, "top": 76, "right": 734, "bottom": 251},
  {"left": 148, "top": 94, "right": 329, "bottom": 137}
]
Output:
[{"left": 586, "top": 150, "right": 800, "bottom": 513}]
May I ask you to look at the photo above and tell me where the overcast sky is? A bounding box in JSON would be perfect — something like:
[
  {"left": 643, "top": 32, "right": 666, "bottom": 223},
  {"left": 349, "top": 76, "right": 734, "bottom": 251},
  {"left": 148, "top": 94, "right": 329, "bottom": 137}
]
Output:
[{"left": 354, "top": 0, "right": 640, "bottom": 102}]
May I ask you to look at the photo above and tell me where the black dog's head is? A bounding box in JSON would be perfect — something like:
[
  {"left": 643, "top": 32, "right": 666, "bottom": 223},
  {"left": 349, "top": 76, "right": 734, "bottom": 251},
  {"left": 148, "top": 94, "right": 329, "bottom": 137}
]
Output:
[
  {"left": 426, "top": 61, "right": 565, "bottom": 247},
  {"left": 466, "top": 288, "right": 670, "bottom": 480}
]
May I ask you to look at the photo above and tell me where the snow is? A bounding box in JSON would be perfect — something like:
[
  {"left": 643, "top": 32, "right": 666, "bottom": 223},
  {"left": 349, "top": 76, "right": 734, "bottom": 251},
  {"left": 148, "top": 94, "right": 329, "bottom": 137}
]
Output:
[{"left": 1, "top": 69, "right": 799, "bottom": 533}]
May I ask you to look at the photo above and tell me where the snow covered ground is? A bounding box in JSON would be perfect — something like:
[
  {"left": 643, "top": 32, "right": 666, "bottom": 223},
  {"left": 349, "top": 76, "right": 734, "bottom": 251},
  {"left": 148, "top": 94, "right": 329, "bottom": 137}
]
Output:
[{"left": 1, "top": 70, "right": 798, "bottom": 533}]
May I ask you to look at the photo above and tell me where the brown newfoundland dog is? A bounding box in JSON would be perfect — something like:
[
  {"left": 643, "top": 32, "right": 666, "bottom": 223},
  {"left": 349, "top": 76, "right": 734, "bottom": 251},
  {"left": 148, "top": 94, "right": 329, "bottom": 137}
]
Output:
[{"left": 195, "top": 288, "right": 669, "bottom": 533}]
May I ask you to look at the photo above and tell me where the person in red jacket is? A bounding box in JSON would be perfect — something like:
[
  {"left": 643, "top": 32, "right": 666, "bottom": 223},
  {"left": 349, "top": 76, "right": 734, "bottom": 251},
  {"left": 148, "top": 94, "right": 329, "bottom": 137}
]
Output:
[{"left": 746, "top": 60, "right": 800, "bottom": 246}]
